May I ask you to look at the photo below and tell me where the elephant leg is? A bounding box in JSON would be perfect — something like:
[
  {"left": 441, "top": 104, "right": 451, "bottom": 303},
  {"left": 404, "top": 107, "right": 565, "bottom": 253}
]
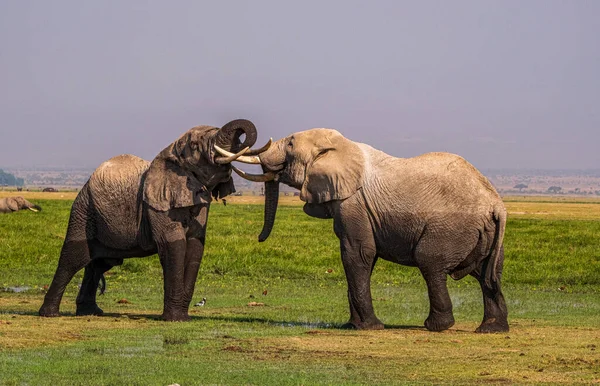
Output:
[
  {"left": 470, "top": 247, "right": 509, "bottom": 333},
  {"left": 340, "top": 240, "right": 383, "bottom": 330},
  {"left": 39, "top": 239, "right": 91, "bottom": 317},
  {"left": 419, "top": 266, "right": 455, "bottom": 332},
  {"left": 75, "top": 258, "right": 120, "bottom": 316},
  {"left": 182, "top": 237, "right": 205, "bottom": 307},
  {"left": 157, "top": 231, "right": 189, "bottom": 321}
]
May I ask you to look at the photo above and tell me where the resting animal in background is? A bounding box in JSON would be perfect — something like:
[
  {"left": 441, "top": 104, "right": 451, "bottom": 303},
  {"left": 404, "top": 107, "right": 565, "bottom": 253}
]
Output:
[
  {"left": 0, "top": 196, "right": 42, "bottom": 213},
  {"left": 39, "top": 119, "right": 271, "bottom": 321},
  {"left": 225, "top": 128, "right": 508, "bottom": 333}
]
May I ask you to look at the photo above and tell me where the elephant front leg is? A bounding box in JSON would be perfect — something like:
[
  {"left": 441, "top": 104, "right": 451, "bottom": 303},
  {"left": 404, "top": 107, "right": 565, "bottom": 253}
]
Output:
[
  {"left": 159, "top": 236, "right": 190, "bottom": 322},
  {"left": 182, "top": 237, "right": 205, "bottom": 307},
  {"left": 340, "top": 240, "right": 383, "bottom": 330}
]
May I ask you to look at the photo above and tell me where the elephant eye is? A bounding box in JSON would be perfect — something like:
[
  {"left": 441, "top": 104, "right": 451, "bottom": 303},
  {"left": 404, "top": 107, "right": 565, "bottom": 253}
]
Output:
[
  {"left": 317, "top": 148, "right": 331, "bottom": 158},
  {"left": 190, "top": 142, "right": 199, "bottom": 151}
]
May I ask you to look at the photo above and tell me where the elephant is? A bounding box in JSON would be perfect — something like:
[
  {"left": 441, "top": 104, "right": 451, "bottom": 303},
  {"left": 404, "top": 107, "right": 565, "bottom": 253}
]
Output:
[
  {"left": 0, "top": 196, "right": 42, "bottom": 213},
  {"left": 220, "top": 128, "right": 508, "bottom": 333},
  {"left": 39, "top": 119, "right": 270, "bottom": 321}
]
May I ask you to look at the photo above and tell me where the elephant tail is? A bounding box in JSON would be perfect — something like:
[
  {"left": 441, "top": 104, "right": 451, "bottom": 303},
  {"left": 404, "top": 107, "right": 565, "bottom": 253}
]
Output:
[
  {"left": 98, "top": 274, "right": 106, "bottom": 295},
  {"left": 484, "top": 204, "right": 507, "bottom": 290}
]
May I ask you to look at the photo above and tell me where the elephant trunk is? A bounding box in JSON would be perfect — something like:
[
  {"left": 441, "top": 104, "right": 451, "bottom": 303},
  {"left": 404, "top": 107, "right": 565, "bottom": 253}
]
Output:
[
  {"left": 258, "top": 180, "right": 280, "bottom": 242},
  {"left": 214, "top": 119, "right": 258, "bottom": 153}
]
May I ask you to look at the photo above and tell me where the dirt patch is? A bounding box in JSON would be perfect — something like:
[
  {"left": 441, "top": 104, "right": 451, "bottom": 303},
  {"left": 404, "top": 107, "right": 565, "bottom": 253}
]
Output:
[{"left": 223, "top": 345, "right": 244, "bottom": 352}]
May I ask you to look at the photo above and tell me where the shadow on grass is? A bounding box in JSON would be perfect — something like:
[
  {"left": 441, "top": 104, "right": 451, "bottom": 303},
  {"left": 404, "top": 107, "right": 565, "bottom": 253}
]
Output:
[
  {"left": 12, "top": 309, "right": 425, "bottom": 331},
  {"left": 6, "top": 309, "right": 425, "bottom": 330}
]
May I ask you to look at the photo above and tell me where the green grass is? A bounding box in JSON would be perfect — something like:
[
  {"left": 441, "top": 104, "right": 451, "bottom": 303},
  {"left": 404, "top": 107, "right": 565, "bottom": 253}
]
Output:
[{"left": 1, "top": 198, "right": 600, "bottom": 385}]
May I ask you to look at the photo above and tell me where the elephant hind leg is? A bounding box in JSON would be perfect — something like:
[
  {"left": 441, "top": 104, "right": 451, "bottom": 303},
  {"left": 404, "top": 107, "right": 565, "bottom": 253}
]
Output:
[
  {"left": 419, "top": 266, "right": 455, "bottom": 332},
  {"left": 39, "top": 239, "right": 92, "bottom": 317},
  {"left": 75, "top": 258, "right": 121, "bottom": 316},
  {"left": 470, "top": 246, "right": 509, "bottom": 333}
]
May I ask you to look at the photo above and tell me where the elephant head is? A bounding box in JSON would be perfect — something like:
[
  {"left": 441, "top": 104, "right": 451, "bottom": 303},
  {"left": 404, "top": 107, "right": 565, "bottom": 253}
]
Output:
[
  {"left": 0, "top": 196, "right": 42, "bottom": 213},
  {"left": 143, "top": 119, "right": 270, "bottom": 212},
  {"left": 216, "top": 128, "right": 365, "bottom": 241}
]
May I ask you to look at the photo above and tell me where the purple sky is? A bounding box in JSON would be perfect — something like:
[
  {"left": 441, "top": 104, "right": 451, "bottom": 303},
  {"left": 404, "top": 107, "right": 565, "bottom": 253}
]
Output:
[{"left": 1, "top": 1, "right": 599, "bottom": 170}]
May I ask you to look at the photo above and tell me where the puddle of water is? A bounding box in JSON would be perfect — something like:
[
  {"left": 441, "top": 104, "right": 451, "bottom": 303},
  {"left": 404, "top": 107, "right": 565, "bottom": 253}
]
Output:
[{"left": 1, "top": 286, "right": 32, "bottom": 293}]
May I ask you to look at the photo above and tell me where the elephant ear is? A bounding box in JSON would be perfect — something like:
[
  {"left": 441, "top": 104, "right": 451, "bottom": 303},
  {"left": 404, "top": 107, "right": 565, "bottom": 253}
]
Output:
[
  {"left": 6, "top": 198, "right": 19, "bottom": 211},
  {"left": 143, "top": 145, "right": 211, "bottom": 212},
  {"left": 300, "top": 132, "right": 365, "bottom": 204}
]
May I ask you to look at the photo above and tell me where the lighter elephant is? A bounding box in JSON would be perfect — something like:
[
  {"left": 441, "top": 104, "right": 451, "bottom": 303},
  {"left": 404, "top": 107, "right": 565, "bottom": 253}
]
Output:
[
  {"left": 224, "top": 128, "right": 508, "bottom": 333},
  {"left": 0, "top": 196, "right": 42, "bottom": 213},
  {"left": 39, "top": 119, "right": 269, "bottom": 321}
]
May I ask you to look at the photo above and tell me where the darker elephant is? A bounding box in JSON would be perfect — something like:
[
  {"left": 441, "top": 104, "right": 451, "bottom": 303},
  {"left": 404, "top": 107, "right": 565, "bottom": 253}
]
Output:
[
  {"left": 0, "top": 196, "right": 42, "bottom": 213},
  {"left": 224, "top": 128, "right": 508, "bottom": 333},
  {"left": 39, "top": 119, "right": 269, "bottom": 321}
]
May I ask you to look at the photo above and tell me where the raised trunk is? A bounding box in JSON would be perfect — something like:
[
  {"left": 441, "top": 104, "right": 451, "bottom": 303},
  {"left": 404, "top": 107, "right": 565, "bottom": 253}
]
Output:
[
  {"left": 214, "top": 119, "right": 257, "bottom": 153},
  {"left": 258, "top": 180, "right": 280, "bottom": 242}
]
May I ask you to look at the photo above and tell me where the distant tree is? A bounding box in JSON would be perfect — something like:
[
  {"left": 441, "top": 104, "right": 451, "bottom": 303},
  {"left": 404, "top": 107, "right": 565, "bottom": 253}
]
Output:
[
  {"left": 0, "top": 169, "right": 24, "bottom": 186},
  {"left": 513, "top": 183, "right": 528, "bottom": 192},
  {"left": 547, "top": 186, "right": 562, "bottom": 194}
]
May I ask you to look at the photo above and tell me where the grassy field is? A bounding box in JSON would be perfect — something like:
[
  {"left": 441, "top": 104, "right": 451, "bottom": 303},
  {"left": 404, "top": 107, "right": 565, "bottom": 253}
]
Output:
[{"left": 1, "top": 194, "right": 599, "bottom": 385}]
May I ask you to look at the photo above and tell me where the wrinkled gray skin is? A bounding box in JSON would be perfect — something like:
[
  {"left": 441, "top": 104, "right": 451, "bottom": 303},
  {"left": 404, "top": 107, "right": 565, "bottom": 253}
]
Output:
[
  {"left": 0, "top": 196, "right": 42, "bottom": 213},
  {"left": 39, "top": 119, "right": 257, "bottom": 321},
  {"left": 254, "top": 129, "right": 508, "bottom": 333}
]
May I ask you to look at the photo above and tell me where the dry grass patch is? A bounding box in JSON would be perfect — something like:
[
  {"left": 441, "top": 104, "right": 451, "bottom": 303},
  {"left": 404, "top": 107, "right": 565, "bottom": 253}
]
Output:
[
  {"left": 239, "top": 321, "right": 600, "bottom": 383},
  {"left": 221, "top": 194, "right": 303, "bottom": 206},
  {"left": 0, "top": 191, "right": 78, "bottom": 200},
  {"left": 505, "top": 201, "right": 600, "bottom": 220},
  {"left": 0, "top": 296, "right": 154, "bottom": 350},
  {"left": 504, "top": 195, "right": 600, "bottom": 203}
]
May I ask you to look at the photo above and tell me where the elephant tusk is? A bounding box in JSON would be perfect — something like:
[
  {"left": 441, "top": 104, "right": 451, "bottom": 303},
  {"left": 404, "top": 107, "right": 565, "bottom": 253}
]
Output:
[
  {"left": 214, "top": 145, "right": 261, "bottom": 164},
  {"left": 214, "top": 146, "right": 251, "bottom": 164},
  {"left": 231, "top": 165, "right": 275, "bottom": 182},
  {"left": 244, "top": 138, "right": 272, "bottom": 156},
  {"left": 27, "top": 207, "right": 39, "bottom": 212}
]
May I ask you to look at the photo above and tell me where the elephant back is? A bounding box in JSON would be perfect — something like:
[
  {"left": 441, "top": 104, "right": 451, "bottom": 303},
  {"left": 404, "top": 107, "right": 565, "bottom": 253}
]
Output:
[
  {"left": 401, "top": 152, "right": 502, "bottom": 214},
  {"left": 86, "top": 154, "right": 150, "bottom": 249}
]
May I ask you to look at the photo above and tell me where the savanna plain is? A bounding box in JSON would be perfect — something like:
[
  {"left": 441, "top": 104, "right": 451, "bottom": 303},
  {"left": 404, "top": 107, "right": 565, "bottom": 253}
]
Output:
[{"left": 1, "top": 193, "right": 599, "bottom": 385}]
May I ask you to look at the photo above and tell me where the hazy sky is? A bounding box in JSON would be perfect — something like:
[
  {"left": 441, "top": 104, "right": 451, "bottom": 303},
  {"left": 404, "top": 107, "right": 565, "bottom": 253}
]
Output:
[{"left": 1, "top": 1, "right": 599, "bottom": 170}]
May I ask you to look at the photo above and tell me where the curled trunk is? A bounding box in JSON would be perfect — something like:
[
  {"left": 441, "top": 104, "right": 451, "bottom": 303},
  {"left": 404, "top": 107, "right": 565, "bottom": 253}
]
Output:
[
  {"left": 214, "top": 119, "right": 258, "bottom": 152},
  {"left": 258, "top": 180, "right": 280, "bottom": 242}
]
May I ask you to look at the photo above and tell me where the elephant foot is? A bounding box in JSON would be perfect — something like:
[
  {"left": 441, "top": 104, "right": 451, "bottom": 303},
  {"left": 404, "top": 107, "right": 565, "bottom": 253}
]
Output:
[
  {"left": 39, "top": 304, "right": 60, "bottom": 317},
  {"left": 161, "top": 309, "right": 191, "bottom": 322},
  {"left": 475, "top": 318, "right": 509, "bottom": 333},
  {"left": 76, "top": 304, "right": 104, "bottom": 316},
  {"left": 341, "top": 318, "right": 384, "bottom": 330},
  {"left": 424, "top": 312, "right": 455, "bottom": 332}
]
